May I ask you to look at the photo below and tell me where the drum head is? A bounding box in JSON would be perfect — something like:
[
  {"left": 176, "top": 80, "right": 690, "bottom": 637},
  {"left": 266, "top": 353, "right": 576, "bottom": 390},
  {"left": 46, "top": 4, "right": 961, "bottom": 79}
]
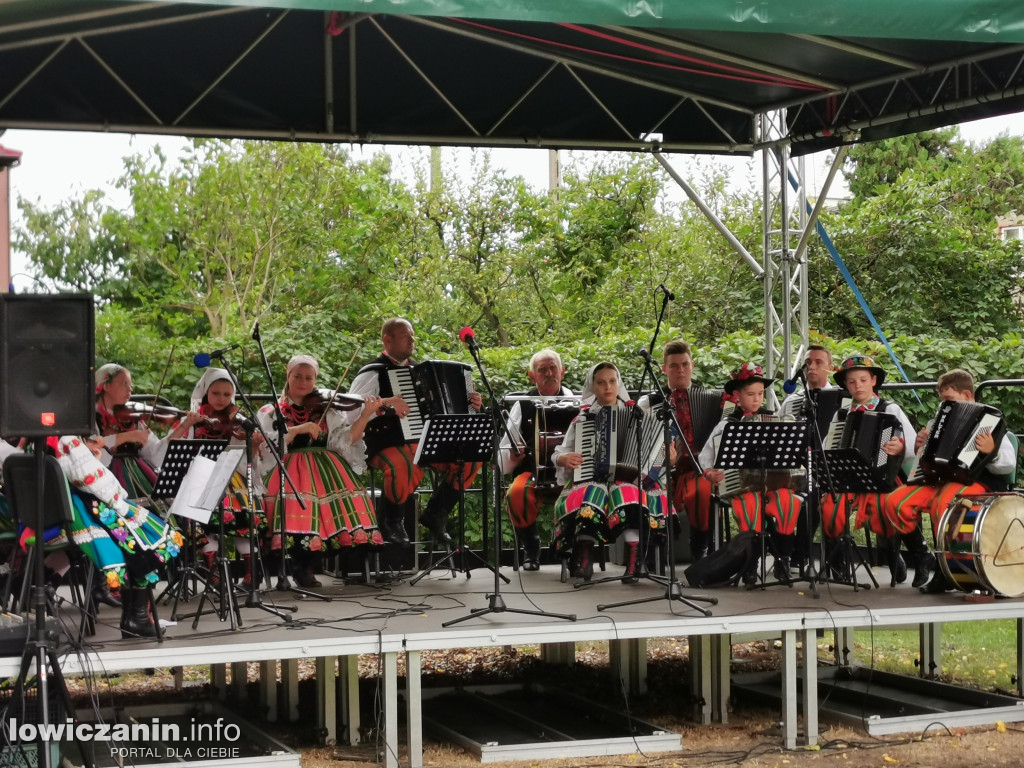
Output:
[{"left": 976, "top": 493, "right": 1024, "bottom": 597}]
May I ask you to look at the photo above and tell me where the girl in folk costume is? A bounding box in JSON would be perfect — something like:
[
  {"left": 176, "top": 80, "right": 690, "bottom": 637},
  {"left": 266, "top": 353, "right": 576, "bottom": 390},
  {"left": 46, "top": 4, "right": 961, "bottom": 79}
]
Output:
[
  {"left": 698, "top": 363, "right": 803, "bottom": 584},
  {"left": 54, "top": 435, "right": 184, "bottom": 638},
  {"left": 93, "top": 363, "right": 201, "bottom": 506},
  {"left": 820, "top": 356, "right": 917, "bottom": 584},
  {"left": 258, "top": 354, "right": 384, "bottom": 588},
  {"left": 188, "top": 368, "right": 266, "bottom": 585},
  {"left": 552, "top": 362, "right": 669, "bottom": 585}
]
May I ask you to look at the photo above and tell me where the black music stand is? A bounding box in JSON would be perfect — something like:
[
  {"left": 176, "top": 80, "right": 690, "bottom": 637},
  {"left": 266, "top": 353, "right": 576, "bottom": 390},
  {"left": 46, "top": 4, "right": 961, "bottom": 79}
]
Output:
[
  {"left": 716, "top": 420, "right": 806, "bottom": 590},
  {"left": 411, "top": 413, "right": 507, "bottom": 584},
  {"left": 813, "top": 449, "right": 895, "bottom": 590},
  {"left": 152, "top": 438, "right": 227, "bottom": 618}
]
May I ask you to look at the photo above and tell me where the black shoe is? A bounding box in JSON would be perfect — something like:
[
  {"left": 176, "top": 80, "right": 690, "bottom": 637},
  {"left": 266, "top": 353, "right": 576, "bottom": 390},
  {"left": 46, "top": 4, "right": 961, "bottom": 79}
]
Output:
[
  {"left": 92, "top": 579, "right": 122, "bottom": 609},
  {"left": 418, "top": 512, "right": 452, "bottom": 544},
  {"left": 773, "top": 557, "right": 791, "bottom": 584},
  {"left": 920, "top": 570, "right": 951, "bottom": 594},
  {"left": 742, "top": 569, "right": 759, "bottom": 587},
  {"left": 912, "top": 552, "right": 936, "bottom": 589},
  {"left": 382, "top": 518, "right": 410, "bottom": 545},
  {"left": 621, "top": 542, "right": 640, "bottom": 584},
  {"left": 293, "top": 567, "right": 321, "bottom": 588}
]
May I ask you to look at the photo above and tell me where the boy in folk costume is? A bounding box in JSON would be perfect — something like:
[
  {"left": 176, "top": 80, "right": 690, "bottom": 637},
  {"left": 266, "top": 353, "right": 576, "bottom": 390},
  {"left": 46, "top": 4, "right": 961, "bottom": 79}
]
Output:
[
  {"left": 881, "top": 368, "right": 1016, "bottom": 592},
  {"left": 698, "top": 363, "right": 803, "bottom": 584},
  {"left": 820, "top": 356, "right": 917, "bottom": 583}
]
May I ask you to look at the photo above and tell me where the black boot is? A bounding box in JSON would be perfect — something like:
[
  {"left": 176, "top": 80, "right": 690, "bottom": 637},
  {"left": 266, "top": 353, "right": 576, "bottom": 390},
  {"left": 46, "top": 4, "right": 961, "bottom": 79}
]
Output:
[
  {"left": 292, "top": 551, "right": 322, "bottom": 588},
  {"left": 572, "top": 539, "right": 594, "bottom": 586},
  {"left": 379, "top": 499, "right": 410, "bottom": 545},
  {"left": 689, "top": 527, "right": 709, "bottom": 562},
  {"left": 772, "top": 534, "right": 794, "bottom": 584},
  {"left": 519, "top": 524, "right": 541, "bottom": 571},
  {"left": 621, "top": 541, "right": 640, "bottom": 584},
  {"left": 91, "top": 567, "right": 121, "bottom": 609},
  {"left": 887, "top": 535, "right": 908, "bottom": 586},
  {"left": 903, "top": 526, "right": 935, "bottom": 589},
  {"left": 120, "top": 587, "right": 157, "bottom": 639},
  {"left": 921, "top": 569, "right": 954, "bottom": 594}
]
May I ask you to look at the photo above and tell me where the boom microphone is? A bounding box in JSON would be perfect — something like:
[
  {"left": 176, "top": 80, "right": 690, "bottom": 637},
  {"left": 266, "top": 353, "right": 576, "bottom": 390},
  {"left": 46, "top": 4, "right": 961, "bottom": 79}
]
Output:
[
  {"left": 458, "top": 326, "right": 479, "bottom": 352},
  {"left": 193, "top": 343, "right": 241, "bottom": 369}
]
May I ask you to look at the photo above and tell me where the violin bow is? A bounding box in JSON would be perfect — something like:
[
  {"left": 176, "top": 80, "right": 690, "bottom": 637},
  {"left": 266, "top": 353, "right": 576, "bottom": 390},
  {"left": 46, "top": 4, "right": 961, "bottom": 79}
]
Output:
[
  {"left": 316, "top": 345, "right": 364, "bottom": 428},
  {"left": 145, "top": 343, "right": 176, "bottom": 430}
]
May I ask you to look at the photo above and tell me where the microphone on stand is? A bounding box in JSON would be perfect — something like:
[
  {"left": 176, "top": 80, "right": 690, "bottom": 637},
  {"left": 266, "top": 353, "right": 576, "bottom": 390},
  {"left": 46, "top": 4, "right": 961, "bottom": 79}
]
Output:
[
  {"left": 459, "top": 326, "right": 480, "bottom": 353},
  {"left": 193, "top": 343, "right": 241, "bottom": 369},
  {"left": 658, "top": 284, "right": 675, "bottom": 301},
  {"left": 782, "top": 365, "right": 806, "bottom": 395},
  {"left": 636, "top": 347, "right": 656, "bottom": 364}
]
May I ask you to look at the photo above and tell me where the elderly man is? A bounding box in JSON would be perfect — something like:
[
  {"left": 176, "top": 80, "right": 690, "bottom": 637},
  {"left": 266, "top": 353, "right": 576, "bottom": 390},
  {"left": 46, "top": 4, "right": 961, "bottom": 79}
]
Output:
[
  {"left": 349, "top": 318, "right": 482, "bottom": 546},
  {"left": 498, "top": 349, "right": 574, "bottom": 571}
]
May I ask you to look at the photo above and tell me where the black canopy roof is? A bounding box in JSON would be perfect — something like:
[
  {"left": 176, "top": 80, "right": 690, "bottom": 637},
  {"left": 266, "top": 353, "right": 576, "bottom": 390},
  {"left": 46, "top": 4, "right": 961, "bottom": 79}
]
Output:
[{"left": 1, "top": 1, "right": 1023, "bottom": 155}]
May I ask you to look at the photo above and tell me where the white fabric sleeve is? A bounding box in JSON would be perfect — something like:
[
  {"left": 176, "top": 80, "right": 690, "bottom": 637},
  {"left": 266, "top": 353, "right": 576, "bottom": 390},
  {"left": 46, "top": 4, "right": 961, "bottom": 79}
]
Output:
[
  {"left": 140, "top": 430, "right": 168, "bottom": 470},
  {"left": 988, "top": 431, "right": 1017, "bottom": 475},
  {"left": 697, "top": 419, "right": 725, "bottom": 472},
  {"left": 325, "top": 407, "right": 368, "bottom": 474},
  {"left": 552, "top": 419, "right": 578, "bottom": 487},
  {"left": 346, "top": 370, "right": 381, "bottom": 425},
  {"left": 883, "top": 403, "right": 917, "bottom": 462}
]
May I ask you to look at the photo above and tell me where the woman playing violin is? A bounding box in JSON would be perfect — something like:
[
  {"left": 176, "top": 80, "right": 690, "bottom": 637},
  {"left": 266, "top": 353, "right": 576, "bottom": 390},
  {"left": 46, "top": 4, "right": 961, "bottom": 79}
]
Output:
[
  {"left": 94, "top": 363, "right": 203, "bottom": 507},
  {"left": 188, "top": 368, "right": 265, "bottom": 585},
  {"left": 257, "top": 354, "right": 384, "bottom": 588}
]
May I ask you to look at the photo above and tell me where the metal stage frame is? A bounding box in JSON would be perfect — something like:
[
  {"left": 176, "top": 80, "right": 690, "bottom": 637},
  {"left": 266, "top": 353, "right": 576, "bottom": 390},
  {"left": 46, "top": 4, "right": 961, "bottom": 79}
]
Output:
[{"left": 8, "top": 565, "right": 1024, "bottom": 768}]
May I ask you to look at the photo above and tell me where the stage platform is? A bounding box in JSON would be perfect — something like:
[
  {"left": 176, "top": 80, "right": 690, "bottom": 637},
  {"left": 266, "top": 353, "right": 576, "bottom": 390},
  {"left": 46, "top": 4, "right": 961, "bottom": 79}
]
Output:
[{"left": 7, "top": 561, "right": 1024, "bottom": 767}]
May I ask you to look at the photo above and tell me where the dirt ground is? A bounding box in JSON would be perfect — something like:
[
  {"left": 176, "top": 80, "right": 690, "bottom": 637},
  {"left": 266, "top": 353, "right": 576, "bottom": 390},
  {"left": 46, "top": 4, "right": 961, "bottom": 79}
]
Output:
[{"left": 70, "top": 642, "right": 1024, "bottom": 768}]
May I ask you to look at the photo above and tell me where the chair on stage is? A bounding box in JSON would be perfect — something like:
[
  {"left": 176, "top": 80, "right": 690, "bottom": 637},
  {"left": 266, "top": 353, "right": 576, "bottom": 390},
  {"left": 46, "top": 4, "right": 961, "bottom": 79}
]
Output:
[{"left": 2, "top": 453, "right": 95, "bottom": 642}]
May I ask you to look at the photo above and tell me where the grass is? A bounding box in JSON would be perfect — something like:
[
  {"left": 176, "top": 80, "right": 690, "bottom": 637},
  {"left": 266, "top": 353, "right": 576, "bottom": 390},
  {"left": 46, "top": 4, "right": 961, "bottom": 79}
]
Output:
[{"left": 844, "top": 619, "right": 1020, "bottom": 690}]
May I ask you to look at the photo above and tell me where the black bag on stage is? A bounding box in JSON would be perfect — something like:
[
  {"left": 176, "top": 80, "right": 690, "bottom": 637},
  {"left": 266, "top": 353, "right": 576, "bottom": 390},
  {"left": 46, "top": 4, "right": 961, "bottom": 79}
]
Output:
[{"left": 684, "top": 531, "right": 758, "bottom": 588}]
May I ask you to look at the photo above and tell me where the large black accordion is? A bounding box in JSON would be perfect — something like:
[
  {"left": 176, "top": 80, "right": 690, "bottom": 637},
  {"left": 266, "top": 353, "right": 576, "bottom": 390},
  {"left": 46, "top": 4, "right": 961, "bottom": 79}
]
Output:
[
  {"left": 822, "top": 409, "right": 903, "bottom": 492},
  {"left": 573, "top": 404, "right": 665, "bottom": 484},
  {"left": 363, "top": 360, "right": 476, "bottom": 457},
  {"left": 907, "top": 400, "right": 1007, "bottom": 485}
]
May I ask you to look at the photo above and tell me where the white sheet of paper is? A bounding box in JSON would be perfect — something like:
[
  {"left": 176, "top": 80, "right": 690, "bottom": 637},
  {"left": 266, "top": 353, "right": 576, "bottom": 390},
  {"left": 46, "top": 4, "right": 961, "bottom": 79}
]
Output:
[
  {"left": 198, "top": 447, "right": 244, "bottom": 510},
  {"left": 168, "top": 454, "right": 216, "bottom": 524}
]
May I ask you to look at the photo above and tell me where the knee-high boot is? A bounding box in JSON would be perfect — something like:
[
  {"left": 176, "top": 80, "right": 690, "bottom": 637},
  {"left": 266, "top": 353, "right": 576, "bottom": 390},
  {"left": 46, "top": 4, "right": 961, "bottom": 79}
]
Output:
[
  {"left": 903, "top": 525, "right": 935, "bottom": 589},
  {"left": 689, "top": 527, "right": 708, "bottom": 562},
  {"left": 772, "top": 533, "right": 794, "bottom": 583},
  {"left": 887, "top": 535, "right": 908, "bottom": 586},
  {"left": 518, "top": 523, "right": 541, "bottom": 571},
  {"left": 120, "top": 587, "right": 157, "bottom": 639}
]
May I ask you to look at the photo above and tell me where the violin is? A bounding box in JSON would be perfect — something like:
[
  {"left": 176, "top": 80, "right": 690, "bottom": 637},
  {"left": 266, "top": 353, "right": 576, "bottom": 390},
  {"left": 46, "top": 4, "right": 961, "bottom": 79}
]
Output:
[
  {"left": 113, "top": 402, "right": 191, "bottom": 427},
  {"left": 301, "top": 389, "right": 367, "bottom": 420},
  {"left": 198, "top": 408, "right": 250, "bottom": 441}
]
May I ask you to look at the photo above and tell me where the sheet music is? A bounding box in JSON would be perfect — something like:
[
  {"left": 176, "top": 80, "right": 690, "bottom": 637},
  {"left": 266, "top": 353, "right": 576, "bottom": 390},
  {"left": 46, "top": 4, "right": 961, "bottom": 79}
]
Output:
[{"left": 168, "top": 448, "right": 243, "bottom": 524}]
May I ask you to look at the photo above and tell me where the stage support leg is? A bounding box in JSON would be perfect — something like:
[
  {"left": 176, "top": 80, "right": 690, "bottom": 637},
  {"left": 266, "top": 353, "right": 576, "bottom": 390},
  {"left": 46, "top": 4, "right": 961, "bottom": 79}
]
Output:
[
  {"left": 1017, "top": 619, "right": 1024, "bottom": 697},
  {"left": 231, "top": 661, "right": 248, "bottom": 701},
  {"left": 688, "top": 635, "right": 713, "bottom": 725},
  {"left": 609, "top": 638, "right": 647, "bottom": 696},
  {"left": 540, "top": 642, "right": 575, "bottom": 666},
  {"left": 316, "top": 657, "right": 337, "bottom": 746},
  {"left": 384, "top": 651, "right": 400, "bottom": 768},
  {"left": 406, "top": 650, "right": 423, "bottom": 768},
  {"left": 799, "top": 628, "right": 818, "bottom": 747},
  {"left": 919, "top": 622, "right": 942, "bottom": 679},
  {"left": 210, "top": 664, "right": 227, "bottom": 700},
  {"left": 260, "top": 660, "right": 278, "bottom": 722},
  {"left": 782, "top": 629, "right": 799, "bottom": 750},
  {"left": 281, "top": 658, "right": 299, "bottom": 721},
  {"left": 339, "top": 655, "right": 361, "bottom": 746},
  {"left": 712, "top": 635, "right": 729, "bottom": 724},
  {"left": 832, "top": 627, "right": 853, "bottom": 667}
]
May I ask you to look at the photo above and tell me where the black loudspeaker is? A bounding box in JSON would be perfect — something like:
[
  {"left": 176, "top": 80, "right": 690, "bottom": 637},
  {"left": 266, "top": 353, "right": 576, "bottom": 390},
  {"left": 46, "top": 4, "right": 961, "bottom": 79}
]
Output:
[{"left": 0, "top": 293, "right": 95, "bottom": 438}]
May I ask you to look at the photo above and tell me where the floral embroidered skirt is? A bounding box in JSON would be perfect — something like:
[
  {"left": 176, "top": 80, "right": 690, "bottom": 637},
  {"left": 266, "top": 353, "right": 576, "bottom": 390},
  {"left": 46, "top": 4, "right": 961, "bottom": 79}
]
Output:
[
  {"left": 552, "top": 481, "right": 651, "bottom": 558},
  {"left": 263, "top": 447, "right": 382, "bottom": 552},
  {"left": 69, "top": 489, "right": 183, "bottom": 588}
]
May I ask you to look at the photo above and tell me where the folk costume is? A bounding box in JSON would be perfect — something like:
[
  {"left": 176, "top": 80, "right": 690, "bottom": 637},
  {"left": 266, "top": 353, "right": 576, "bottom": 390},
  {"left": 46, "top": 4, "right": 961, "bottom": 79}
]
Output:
[
  {"left": 498, "top": 384, "right": 575, "bottom": 570},
  {"left": 349, "top": 352, "right": 480, "bottom": 545},
  {"left": 551, "top": 364, "right": 667, "bottom": 584}
]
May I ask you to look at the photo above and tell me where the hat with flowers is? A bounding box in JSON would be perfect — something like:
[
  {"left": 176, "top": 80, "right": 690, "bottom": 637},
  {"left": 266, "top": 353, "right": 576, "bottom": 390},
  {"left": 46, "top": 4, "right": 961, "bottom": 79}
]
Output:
[
  {"left": 723, "top": 362, "right": 774, "bottom": 395},
  {"left": 833, "top": 355, "right": 886, "bottom": 391}
]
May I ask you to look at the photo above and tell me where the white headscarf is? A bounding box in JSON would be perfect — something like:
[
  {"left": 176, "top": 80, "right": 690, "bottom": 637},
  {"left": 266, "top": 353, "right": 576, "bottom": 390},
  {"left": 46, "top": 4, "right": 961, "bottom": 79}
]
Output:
[
  {"left": 94, "top": 363, "right": 126, "bottom": 394},
  {"left": 287, "top": 354, "right": 319, "bottom": 377},
  {"left": 580, "top": 362, "right": 630, "bottom": 408},
  {"left": 190, "top": 367, "right": 234, "bottom": 411}
]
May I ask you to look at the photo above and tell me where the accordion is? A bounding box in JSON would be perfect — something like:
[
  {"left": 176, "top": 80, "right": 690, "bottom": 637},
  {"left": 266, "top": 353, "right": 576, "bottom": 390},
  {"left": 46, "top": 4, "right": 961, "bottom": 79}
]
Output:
[
  {"left": 533, "top": 400, "right": 581, "bottom": 491},
  {"left": 786, "top": 388, "right": 847, "bottom": 445},
  {"left": 573, "top": 405, "right": 665, "bottom": 484},
  {"left": 712, "top": 414, "right": 804, "bottom": 498},
  {"left": 822, "top": 409, "right": 903, "bottom": 491},
  {"left": 363, "top": 360, "right": 476, "bottom": 457},
  {"left": 907, "top": 400, "right": 1007, "bottom": 485}
]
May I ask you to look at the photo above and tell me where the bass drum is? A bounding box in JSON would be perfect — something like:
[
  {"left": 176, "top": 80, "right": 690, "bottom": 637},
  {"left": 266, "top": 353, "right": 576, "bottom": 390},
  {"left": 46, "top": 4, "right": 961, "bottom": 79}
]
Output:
[{"left": 935, "top": 492, "right": 1024, "bottom": 597}]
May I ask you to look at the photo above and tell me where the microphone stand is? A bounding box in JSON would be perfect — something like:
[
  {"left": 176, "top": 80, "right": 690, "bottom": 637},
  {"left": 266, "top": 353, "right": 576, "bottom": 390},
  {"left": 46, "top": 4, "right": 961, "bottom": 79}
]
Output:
[
  {"left": 218, "top": 353, "right": 297, "bottom": 620},
  {"left": 597, "top": 289, "right": 716, "bottom": 615},
  {"left": 444, "top": 334, "right": 574, "bottom": 627},
  {"left": 781, "top": 371, "right": 821, "bottom": 598},
  {"left": 250, "top": 323, "right": 329, "bottom": 602}
]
